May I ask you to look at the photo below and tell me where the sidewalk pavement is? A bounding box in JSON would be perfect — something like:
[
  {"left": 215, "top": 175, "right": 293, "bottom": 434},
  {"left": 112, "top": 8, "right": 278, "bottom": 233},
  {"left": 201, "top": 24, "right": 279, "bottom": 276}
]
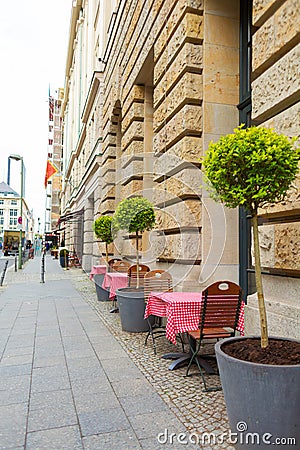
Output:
[{"left": 0, "top": 256, "right": 233, "bottom": 450}]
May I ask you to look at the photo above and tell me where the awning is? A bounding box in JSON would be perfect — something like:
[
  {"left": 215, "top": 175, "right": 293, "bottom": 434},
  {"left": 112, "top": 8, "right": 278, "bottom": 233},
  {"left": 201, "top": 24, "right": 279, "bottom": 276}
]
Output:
[{"left": 56, "top": 209, "right": 84, "bottom": 227}]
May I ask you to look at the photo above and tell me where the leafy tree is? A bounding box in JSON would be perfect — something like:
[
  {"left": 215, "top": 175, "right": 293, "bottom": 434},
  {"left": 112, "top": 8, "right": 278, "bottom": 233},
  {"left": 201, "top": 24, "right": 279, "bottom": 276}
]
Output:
[
  {"left": 202, "top": 125, "right": 299, "bottom": 348},
  {"left": 113, "top": 197, "right": 156, "bottom": 288},
  {"left": 93, "top": 215, "right": 113, "bottom": 263}
]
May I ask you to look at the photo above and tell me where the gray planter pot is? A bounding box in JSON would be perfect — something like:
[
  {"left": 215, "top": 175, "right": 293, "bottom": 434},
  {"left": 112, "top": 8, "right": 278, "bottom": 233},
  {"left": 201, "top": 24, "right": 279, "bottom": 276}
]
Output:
[
  {"left": 59, "top": 255, "right": 68, "bottom": 268},
  {"left": 94, "top": 274, "right": 109, "bottom": 301},
  {"left": 215, "top": 336, "right": 300, "bottom": 449},
  {"left": 116, "top": 288, "right": 150, "bottom": 333}
]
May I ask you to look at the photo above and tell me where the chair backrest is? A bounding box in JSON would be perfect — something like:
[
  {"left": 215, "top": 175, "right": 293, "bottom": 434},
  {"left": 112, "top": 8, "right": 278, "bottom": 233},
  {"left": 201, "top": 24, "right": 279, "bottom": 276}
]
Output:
[
  {"left": 144, "top": 270, "right": 173, "bottom": 303},
  {"left": 108, "top": 258, "right": 121, "bottom": 270},
  {"left": 111, "top": 260, "right": 131, "bottom": 273},
  {"left": 128, "top": 264, "right": 150, "bottom": 287},
  {"left": 200, "top": 281, "right": 243, "bottom": 334}
]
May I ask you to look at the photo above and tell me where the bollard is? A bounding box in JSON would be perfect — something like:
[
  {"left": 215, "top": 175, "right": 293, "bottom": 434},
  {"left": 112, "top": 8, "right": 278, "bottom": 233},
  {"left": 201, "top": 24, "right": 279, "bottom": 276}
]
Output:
[
  {"left": 40, "top": 253, "right": 45, "bottom": 283},
  {"left": 0, "top": 260, "right": 9, "bottom": 286},
  {"left": 15, "top": 256, "right": 17, "bottom": 272}
]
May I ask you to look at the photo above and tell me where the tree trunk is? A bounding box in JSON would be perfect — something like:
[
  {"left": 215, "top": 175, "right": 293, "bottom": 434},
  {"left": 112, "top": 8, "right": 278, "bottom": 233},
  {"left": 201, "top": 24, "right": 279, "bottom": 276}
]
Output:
[
  {"left": 105, "top": 243, "right": 109, "bottom": 264},
  {"left": 136, "top": 231, "right": 140, "bottom": 289},
  {"left": 252, "top": 211, "right": 268, "bottom": 348}
]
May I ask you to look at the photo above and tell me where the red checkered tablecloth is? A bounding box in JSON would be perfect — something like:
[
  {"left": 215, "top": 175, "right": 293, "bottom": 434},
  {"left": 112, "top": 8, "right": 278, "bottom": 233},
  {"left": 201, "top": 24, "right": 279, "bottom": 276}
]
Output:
[
  {"left": 145, "top": 291, "right": 245, "bottom": 345},
  {"left": 89, "top": 265, "right": 107, "bottom": 280},
  {"left": 102, "top": 272, "right": 128, "bottom": 299}
]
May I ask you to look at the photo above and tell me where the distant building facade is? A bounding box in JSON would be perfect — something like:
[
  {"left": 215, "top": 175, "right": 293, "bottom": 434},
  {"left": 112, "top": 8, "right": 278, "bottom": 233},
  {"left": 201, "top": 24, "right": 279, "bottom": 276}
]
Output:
[
  {"left": 0, "top": 181, "right": 34, "bottom": 248},
  {"left": 44, "top": 89, "right": 64, "bottom": 235},
  {"left": 60, "top": 1, "right": 299, "bottom": 337}
]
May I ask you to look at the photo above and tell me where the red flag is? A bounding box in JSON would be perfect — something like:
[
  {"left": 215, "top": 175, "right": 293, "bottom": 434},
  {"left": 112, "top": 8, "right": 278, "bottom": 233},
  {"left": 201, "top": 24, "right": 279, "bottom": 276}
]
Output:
[{"left": 44, "top": 160, "right": 58, "bottom": 188}]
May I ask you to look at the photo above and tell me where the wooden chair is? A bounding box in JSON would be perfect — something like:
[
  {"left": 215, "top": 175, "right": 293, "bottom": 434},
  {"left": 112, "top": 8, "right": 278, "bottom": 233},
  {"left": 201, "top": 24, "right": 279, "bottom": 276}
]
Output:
[
  {"left": 127, "top": 264, "right": 150, "bottom": 287},
  {"left": 144, "top": 270, "right": 175, "bottom": 354},
  {"left": 111, "top": 260, "right": 131, "bottom": 273},
  {"left": 186, "top": 280, "right": 243, "bottom": 392},
  {"left": 107, "top": 258, "right": 121, "bottom": 271}
]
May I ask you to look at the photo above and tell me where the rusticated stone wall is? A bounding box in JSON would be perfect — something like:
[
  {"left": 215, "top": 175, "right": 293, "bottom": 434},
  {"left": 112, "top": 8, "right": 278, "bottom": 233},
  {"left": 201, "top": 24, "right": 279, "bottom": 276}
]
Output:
[
  {"left": 252, "top": 0, "right": 300, "bottom": 274},
  {"left": 246, "top": 0, "right": 300, "bottom": 338},
  {"left": 97, "top": 0, "right": 240, "bottom": 289}
]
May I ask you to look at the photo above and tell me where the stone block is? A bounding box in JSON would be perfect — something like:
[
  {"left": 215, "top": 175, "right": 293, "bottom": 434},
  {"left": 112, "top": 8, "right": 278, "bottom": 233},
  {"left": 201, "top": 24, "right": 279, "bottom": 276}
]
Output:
[
  {"left": 154, "top": 42, "right": 203, "bottom": 88},
  {"left": 101, "top": 170, "right": 116, "bottom": 187},
  {"left": 120, "top": 160, "right": 144, "bottom": 185},
  {"left": 122, "top": 86, "right": 145, "bottom": 119},
  {"left": 253, "top": 0, "right": 276, "bottom": 24},
  {"left": 252, "top": 0, "right": 300, "bottom": 73},
  {"left": 154, "top": 166, "right": 202, "bottom": 198},
  {"left": 255, "top": 224, "right": 275, "bottom": 268},
  {"left": 204, "top": 45, "right": 239, "bottom": 105},
  {"left": 122, "top": 141, "right": 145, "bottom": 159},
  {"left": 155, "top": 199, "right": 201, "bottom": 230},
  {"left": 205, "top": 13, "right": 239, "bottom": 47},
  {"left": 154, "top": 13, "right": 203, "bottom": 64},
  {"left": 120, "top": 180, "right": 143, "bottom": 199},
  {"left": 100, "top": 199, "right": 115, "bottom": 214},
  {"left": 102, "top": 184, "right": 115, "bottom": 199},
  {"left": 154, "top": 139, "right": 202, "bottom": 177},
  {"left": 154, "top": 232, "right": 202, "bottom": 261},
  {"left": 261, "top": 101, "right": 300, "bottom": 137},
  {"left": 274, "top": 222, "right": 300, "bottom": 270},
  {"left": 204, "top": 103, "right": 239, "bottom": 136},
  {"left": 205, "top": 0, "right": 239, "bottom": 19},
  {"left": 154, "top": 73, "right": 202, "bottom": 129},
  {"left": 122, "top": 102, "right": 145, "bottom": 135},
  {"left": 153, "top": 104, "right": 202, "bottom": 151},
  {"left": 122, "top": 121, "right": 144, "bottom": 151},
  {"left": 252, "top": 44, "right": 300, "bottom": 121}
]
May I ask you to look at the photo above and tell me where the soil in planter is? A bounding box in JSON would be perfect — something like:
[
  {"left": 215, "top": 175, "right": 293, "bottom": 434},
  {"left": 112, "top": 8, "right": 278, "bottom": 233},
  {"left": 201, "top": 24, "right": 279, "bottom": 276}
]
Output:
[{"left": 222, "top": 338, "right": 300, "bottom": 365}]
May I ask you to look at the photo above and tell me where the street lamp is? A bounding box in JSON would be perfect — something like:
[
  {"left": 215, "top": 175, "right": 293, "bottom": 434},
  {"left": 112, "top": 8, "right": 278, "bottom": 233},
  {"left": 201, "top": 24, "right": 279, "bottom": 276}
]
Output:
[{"left": 9, "top": 154, "right": 24, "bottom": 270}]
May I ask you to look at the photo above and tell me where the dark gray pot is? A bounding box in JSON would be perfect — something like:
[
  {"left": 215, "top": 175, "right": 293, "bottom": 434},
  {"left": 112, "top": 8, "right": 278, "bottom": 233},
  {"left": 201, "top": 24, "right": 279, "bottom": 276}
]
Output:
[
  {"left": 94, "top": 274, "right": 109, "bottom": 301},
  {"left": 59, "top": 255, "right": 68, "bottom": 268},
  {"left": 116, "top": 288, "right": 150, "bottom": 333},
  {"left": 215, "top": 336, "right": 300, "bottom": 449}
]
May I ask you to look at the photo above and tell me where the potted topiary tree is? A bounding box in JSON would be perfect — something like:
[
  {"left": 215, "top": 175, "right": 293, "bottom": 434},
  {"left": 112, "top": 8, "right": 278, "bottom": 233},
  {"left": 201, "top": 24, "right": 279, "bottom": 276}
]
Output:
[
  {"left": 93, "top": 215, "right": 113, "bottom": 264},
  {"left": 112, "top": 196, "right": 156, "bottom": 332},
  {"left": 202, "top": 125, "right": 300, "bottom": 447},
  {"left": 92, "top": 215, "right": 113, "bottom": 301}
]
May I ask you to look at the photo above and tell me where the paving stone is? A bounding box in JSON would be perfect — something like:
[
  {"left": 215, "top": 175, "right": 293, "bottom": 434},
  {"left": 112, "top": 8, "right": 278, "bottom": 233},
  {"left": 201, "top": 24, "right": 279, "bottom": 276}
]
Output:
[
  {"left": 0, "top": 354, "right": 33, "bottom": 366},
  {"left": 119, "top": 392, "right": 170, "bottom": 417},
  {"left": 26, "top": 425, "right": 83, "bottom": 450},
  {"left": 74, "top": 390, "right": 120, "bottom": 412},
  {"left": 29, "top": 389, "right": 74, "bottom": 410},
  {"left": 0, "top": 429, "right": 26, "bottom": 449},
  {"left": 82, "top": 430, "right": 141, "bottom": 449},
  {"left": 27, "top": 404, "right": 78, "bottom": 432},
  {"left": 0, "top": 363, "right": 32, "bottom": 377},
  {"left": 111, "top": 377, "right": 154, "bottom": 397},
  {"left": 30, "top": 374, "right": 70, "bottom": 393},
  {"left": 78, "top": 407, "right": 131, "bottom": 436},
  {"left": 0, "top": 387, "right": 30, "bottom": 406}
]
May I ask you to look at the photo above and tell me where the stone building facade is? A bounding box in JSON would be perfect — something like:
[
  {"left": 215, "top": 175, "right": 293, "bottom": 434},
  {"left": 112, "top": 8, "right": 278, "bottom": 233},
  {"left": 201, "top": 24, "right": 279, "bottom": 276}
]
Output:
[
  {"left": 60, "top": 0, "right": 299, "bottom": 337},
  {"left": 45, "top": 89, "right": 64, "bottom": 234}
]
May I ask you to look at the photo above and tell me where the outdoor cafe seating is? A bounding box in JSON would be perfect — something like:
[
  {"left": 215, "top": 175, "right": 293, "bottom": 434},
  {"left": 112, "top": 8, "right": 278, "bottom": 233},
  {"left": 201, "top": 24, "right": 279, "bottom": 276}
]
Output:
[
  {"left": 186, "top": 280, "right": 244, "bottom": 392},
  {"left": 144, "top": 280, "right": 245, "bottom": 389}
]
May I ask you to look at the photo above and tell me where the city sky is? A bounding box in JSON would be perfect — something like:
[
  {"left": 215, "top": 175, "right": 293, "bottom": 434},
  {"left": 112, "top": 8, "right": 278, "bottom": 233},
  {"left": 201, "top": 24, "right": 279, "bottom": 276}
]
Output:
[{"left": 0, "top": 0, "right": 72, "bottom": 232}]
